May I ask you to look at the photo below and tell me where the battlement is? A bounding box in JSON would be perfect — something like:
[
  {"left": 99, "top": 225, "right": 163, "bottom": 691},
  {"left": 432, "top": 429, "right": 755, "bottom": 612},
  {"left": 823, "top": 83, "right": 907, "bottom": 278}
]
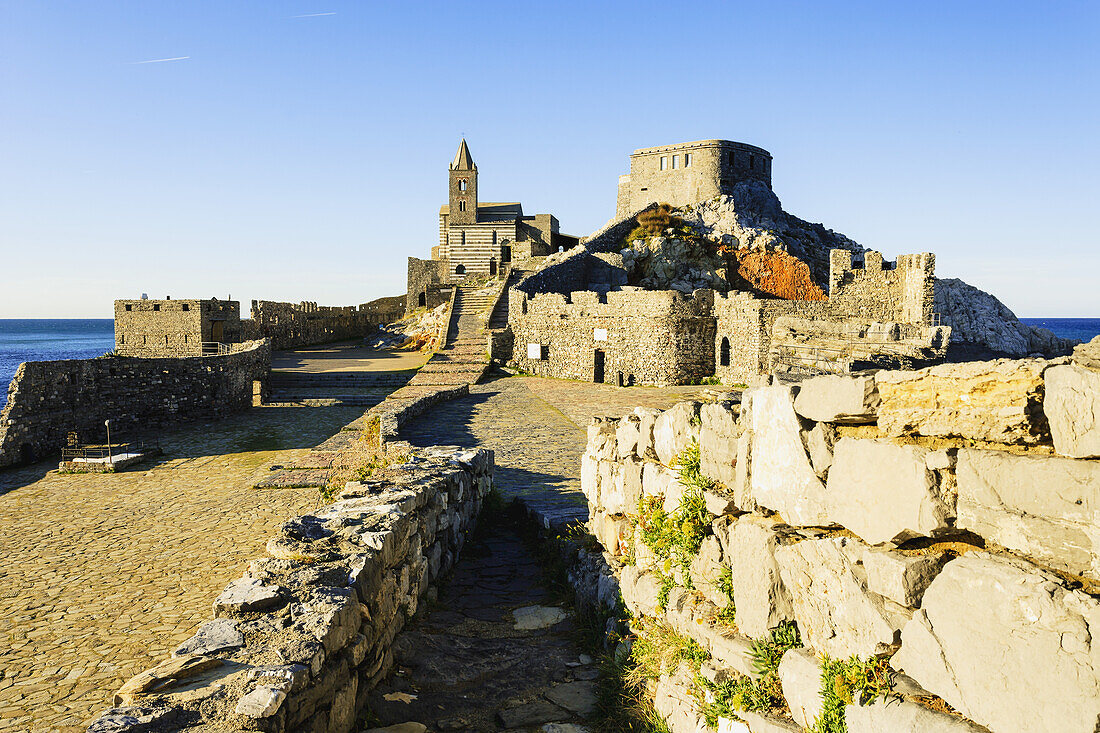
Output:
[
  {"left": 616, "top": 139, "right": 773, "bottom": 218},
  {"left": 829, "top": 249, "right": 936, "bottom": 324}
]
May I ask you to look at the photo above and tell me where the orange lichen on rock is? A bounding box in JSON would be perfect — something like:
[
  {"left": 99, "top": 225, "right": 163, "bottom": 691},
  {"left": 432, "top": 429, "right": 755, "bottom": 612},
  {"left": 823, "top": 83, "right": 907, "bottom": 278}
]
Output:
[{"left": 732, "top": 250, "right": 827, "bottom": 301}]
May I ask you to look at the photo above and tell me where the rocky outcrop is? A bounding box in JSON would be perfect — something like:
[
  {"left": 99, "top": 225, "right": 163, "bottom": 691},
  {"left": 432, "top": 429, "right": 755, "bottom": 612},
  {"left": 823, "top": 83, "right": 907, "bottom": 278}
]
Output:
[{"left": 934, "top": 277, "right": 1076, "bottom": 357}]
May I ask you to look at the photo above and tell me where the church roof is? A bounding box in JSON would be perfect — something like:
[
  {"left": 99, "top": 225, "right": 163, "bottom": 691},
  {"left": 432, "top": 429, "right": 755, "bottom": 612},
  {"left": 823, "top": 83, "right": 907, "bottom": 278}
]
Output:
[
  {"left": 439, "top": 202, "right": 523, "bottom": 218},
  {"left": 450, "top": 139, "right": 475, "bottom": 170}
]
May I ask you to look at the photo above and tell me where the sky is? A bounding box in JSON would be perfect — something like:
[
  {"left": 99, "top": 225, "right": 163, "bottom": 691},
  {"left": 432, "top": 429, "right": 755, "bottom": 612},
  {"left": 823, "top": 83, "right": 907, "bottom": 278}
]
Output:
[{"left": 1, "top": 1, "right": 1097, "bottom": 318}]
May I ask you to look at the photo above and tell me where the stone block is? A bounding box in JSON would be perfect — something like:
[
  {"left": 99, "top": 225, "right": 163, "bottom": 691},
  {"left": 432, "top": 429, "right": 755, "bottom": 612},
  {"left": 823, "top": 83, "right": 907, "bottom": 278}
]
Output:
[
  {"left": 861, "top": 548, "right": 946, "bottom": 608},
  {"left": 653, "top": 401, "right": 701, "bottom": 466},
  {"left": 616, "top": 414, "right": 642, "bottom": 458},
  {"left": 586, "top": 418, "right": 619, "bottom": 461},
  {"left": 213, "top": 576, "right": 285, "bottom": 617},
  {"left": 664, "top": 588, "right": 758, "bottom": 680},
  {"left": 956, "top": 448, "right": 1100, "bottom": 580},
  {"left": 777, "top": 648, "right": 823, "bottom": 729},
  {"left": 688, "top": 535, "right": 729, "bottom": 608},
  {"left": 732, "top": 429, "right": 755, "bottom": 512},
  {"left": 590, "top": 511, "right": 630, "bottom": 557},
  {"left": 793, "top": 374, "right": 879, "bottom": 424},
  {"left": 641, "top": 460, "right": 670, "bottom": 501},
  {"left": 634, "top": 407, "right": 662, "bottom": 459},
  {"left": 725, "top": 516, "right": 796, "bottom": 638},
  {"left": 700, "top": 401, "right": 741, "bottom": 489},
  {"left": 825, "top": 438, "right": 954, "bottom": 545},
  {"left": 1044, "top": 364, "right": 1100, "bottom": 458},
  {"left": 173, "top": 618, "right": 244, "bottom": 657},
  {"left": 654, "top": 663, "right": 712, "bottom": 733},
  {"left": 1073, "top": 335, "right": 1100, "bottom": 370},
  {"left": 845, "top": 699, "right": 988, "bottom": 732},
  {"left": 893, "top": 552, "right": 1100, "bottom": 733},
  {"left": 234, "top": 685, "right": 287, "bottom": 719},
  {"left": 737, "top": 711, "right": 801, "bottom": 732},
  {"left": 580, "top": 453, "right": 599, "bottom": 507},
  {"left": 748, "top": 386, "right": 831, "bottom": 526},
  {"left": 619, "top": 565, "right": 663, "bottom": 618},
  {"left": 776, "top": 537, "right": 909, "bottom": 658},
  {"left": 804, "top": 423, "right": 834, "bottom": 478},
  {"left": 876, "top": 358, "right": 1049, "bottom": 444},
  {"left": 603, "top": 458, "right": 644, "bottom": 515}
]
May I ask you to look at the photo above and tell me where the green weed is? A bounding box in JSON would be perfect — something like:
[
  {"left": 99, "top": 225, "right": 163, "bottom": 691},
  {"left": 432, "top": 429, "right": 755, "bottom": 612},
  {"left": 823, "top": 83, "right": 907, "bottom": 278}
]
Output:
[{"left": 812, "top": 655, "right": 893, "bottom": 733}]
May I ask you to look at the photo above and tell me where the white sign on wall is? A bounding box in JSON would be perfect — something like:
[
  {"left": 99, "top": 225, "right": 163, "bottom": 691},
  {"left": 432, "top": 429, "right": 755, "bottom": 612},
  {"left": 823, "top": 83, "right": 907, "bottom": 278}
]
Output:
[
  {"left": 527, "top": 343, "right": 543, "bottom": 359},
  {"left": 593, "top": 328, "right": 608, "bottom": 342}
]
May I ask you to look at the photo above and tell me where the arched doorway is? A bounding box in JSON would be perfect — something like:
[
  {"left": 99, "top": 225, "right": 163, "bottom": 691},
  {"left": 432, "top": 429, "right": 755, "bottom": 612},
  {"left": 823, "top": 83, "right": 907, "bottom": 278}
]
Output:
[{"left": 455, "top": 264, "right": 466, "bottom": 275}]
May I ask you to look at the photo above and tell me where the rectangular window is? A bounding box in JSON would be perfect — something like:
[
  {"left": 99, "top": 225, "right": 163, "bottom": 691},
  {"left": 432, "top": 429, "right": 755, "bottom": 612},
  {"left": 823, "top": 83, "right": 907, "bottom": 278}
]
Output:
[
  {"left": 182, "top": 304, "right": 190, "bottom": 311},
  {"left": 659, "top": 156, "right": 667, "bottom": 170},
  {"left": 153, "top": 304, "right": 160, "bottom": 311},
  {"left": 750, "top": 154, "right": 756, "bottom": 170},
  {"left": 728, "top": 152, "right": 736, "bottom": 166},
  {"left": 684, "top": 153, "right": 692, "bottom": 167},
  {"left": 125, "top": 304, "right": 132, "bottom": 311},
  {"left": 672, "top": 155, "right": 679, "bottom": 169}
]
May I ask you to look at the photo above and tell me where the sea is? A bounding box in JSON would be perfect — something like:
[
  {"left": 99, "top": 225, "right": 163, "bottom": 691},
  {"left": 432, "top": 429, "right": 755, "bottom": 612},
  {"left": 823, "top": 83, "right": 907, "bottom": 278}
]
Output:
[{"left": 0, "top": 318, "right": 1097, "bottom": 410}]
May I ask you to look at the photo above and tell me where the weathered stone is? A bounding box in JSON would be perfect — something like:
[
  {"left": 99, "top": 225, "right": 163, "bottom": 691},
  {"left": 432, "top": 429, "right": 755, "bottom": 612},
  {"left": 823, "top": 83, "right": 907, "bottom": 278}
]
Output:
[
  {"left": 364, "top": 725, "right": 428, "bottom": 733},
  {"left": 1072, "top": 335, "right": 1100, "bottom": 371},
  {"left": 725, "top": 516, "right": 796, "bottom": 638},
  {"left": 893, "top": 552, "right": 1100, "bottom": 733},
  {"left": 634, "top": 407, "right": 662, "bottom": 459},
  {"left": 776, "top": 537, "right": 909, "bottom": 658},
  {"left": 603, "top": 457, "right": 643, "bottom": 515},
  {"left": 825, "top": 438, "right": 954, "bottom": 545},
  {"left": 653, "top": 401, "right": 701, "bottom": 466},
  {"left": 542, "top": 725, "right": 592, "bottom": 733},
  {"left": 580, "top": 453, "right": 599, "bottom": 506},
  {"left": 804, "top": 423, "right": 834, "bottom": 477},
  {"left": 957, "top": 448, "right": 1100, "bottom": 580},
  {"left": 876, "top": 358, "right": 1049, "bottom": 444},
  {"left": 654, "top": 662, "right": 711, "bottom": 733},
  {"left": 845, "top": 699, "right": 987, "bottom": 732},
  {"left": 590, "top": 510, "right": 630, "bottom": 557},
  {"left": 235, "top": 685, "right": 287, "bottom": 718},
  {"left": 737, "top": 711, "right": 801, "bottom": 732},
  {"left": 777, "top": 648, "right": 823, "bottom": 729},
  {"left": 513, "top": 605, "right": 569, "bottom": 630},
  {"left": 716, "top": 718, "right": 752, "bottom": 733},
  {"left": 688, "top": 535, "right": 729, "bottom": 608},
  {"left": 748, "top": 386, "right": 831, "bottom": 526},
  {"left": 497, "top": 701, "right": 569, "bottom": 728},
  {"left": 586, "top": 418, "right": 620, "bottom": 461},
  {"left": 700, "top": 401, "right": 741, "bottom": 489},
  {"left": 702, "top": 487, "right": 737, "bottom": 516},
  {"left": 328, "top": 676, "right": 358, "bottom": 732},
  {"left": 213, "top": 576, "right": 285, "bottom": 617},
  {"left": 664, "top": 588, "right": 758, "bottom": 680},
  {"left": 1044, "top": 364, "right": 1100, "bottom": 458},
  {"left": 114, "top": 656, "right": 222, "bottom": 706},
  {"left": 616, "top": 414, "right": 642, "bottom": 458},
  {"left": 732, "top": 429, "right": 755, "bottom": 512},
  {"left": 172, "top": 618, "right": 243, "bottom": 657},
  {"left": 545, "top": 681, "right": 598, "bottom": 717},
  {"left": 861, "top": 548, "right": 946, "bottom": 608},
  {"left": 300, "top": 587, "right": 361, "bottom": 654},
  {"left": 793, "top": 374, "right": 879, "bottom": 424}
]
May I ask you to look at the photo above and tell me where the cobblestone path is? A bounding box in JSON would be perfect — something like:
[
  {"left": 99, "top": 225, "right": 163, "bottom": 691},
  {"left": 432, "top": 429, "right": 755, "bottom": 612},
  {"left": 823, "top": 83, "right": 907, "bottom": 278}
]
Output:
[
  {"left": 400, "top": 374, "right": 705, "bottom": 525},
  {"left": 0, "top": 406, "right": 362, "bottom": 732},
  {"left": 367, "top": 526, "right": 597, "bottom": 732}
]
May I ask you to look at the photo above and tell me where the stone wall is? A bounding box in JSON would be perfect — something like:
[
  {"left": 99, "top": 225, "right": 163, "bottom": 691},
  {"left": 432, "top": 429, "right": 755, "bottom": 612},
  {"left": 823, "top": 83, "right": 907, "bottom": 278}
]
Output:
[
  {"left": 616, "top": 140, "right": 773, "bottom": 218},
  {"left": 0, "top": 339, "right": 270, "bottom": 468},
  {"left": 88, "top": 444, "right": 494, "bottom": 733},
  {"left": 508, "top": 289, "right": 717, "bottom": 386},
  {"left": 406, "top": 257, "right": 453, "bottom": 314},
  {"left": 115, "top": 298, "right": 242, "bottom": 356},
  {"left": 582, "top": 337, "right": 1100, "bottom": 733},
  {"left": 244, "top": 297, "right": 405, "bottom": 350}
]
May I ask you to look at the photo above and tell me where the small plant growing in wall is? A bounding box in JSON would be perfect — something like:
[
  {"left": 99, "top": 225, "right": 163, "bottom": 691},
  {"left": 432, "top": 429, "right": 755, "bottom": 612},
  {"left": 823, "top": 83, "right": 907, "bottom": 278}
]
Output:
[
  {"left": 812, "top": 655, "right": 893, "bottom": 733},
  {"left": 699, "top": 621, "right": 803, "bottom": 725}
]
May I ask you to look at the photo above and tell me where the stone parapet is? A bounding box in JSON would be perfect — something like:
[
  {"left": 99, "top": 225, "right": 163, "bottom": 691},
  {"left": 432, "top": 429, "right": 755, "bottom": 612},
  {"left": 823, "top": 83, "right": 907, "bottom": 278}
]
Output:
[
  {"left": 87, "top": 445, "right": 494, "bottom": 733},
  {"left": 580, "top": 355, "right": 1100, "bottom": 733}
]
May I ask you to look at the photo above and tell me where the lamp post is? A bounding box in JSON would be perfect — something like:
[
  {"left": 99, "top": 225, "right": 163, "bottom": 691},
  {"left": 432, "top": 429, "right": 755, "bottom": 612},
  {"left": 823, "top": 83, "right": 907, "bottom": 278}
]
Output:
[{"left": 104, "top": 419, "right": 112, "bottom": 466}]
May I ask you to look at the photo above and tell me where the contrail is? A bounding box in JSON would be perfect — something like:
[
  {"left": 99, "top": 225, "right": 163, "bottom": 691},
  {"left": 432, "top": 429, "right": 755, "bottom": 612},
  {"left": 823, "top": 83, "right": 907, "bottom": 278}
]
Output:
[
  {"left": 134, "top": 56, "right": 190, "bottom": 64},
  {"left": 290, "top": 12, "right": 336, "bottom": 17}
]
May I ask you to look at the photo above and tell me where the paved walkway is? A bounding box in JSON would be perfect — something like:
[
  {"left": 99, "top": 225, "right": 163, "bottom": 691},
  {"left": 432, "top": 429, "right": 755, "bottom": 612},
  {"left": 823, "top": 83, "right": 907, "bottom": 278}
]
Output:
[
  {"left": 0, "top": 406, "right": 362, "bottom": 732},
  {"left": 401, "top": 374, "right": 704, "bottom": 524},
  {"left": 271, "top": 341, "right": 429, "bottom": 374}
]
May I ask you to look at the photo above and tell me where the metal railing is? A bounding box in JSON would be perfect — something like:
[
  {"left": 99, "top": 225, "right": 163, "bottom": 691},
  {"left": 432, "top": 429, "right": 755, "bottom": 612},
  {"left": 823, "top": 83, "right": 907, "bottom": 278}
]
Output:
[
  {"left": 61, "top": 438, "right": 159, "bottom": 462},
  {"left": 115, "top": 342, "right": 236, "bottom": 358}
]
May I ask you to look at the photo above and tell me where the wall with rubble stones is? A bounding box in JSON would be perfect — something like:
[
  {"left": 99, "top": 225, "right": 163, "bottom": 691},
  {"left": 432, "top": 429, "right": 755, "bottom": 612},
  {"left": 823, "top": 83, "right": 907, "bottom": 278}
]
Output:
[
  {"left": 582, "top": 336, "right": 1100, "bottom": 733},
  {"left": 87, "top": 444, "right": 493, "bottom": 733},
  {"left": 508, "top": 289, "right": 717, "bottom": 386},
  {"left": 0, "top": 339, "right": 270, "bottom": 468},
  {"left": 244, "top": 297, "right": 405, "bottom": 350}
]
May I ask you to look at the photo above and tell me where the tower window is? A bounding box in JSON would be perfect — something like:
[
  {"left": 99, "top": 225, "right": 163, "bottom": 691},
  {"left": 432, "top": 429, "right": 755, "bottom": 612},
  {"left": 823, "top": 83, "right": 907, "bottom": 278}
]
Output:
[
  {"left": 458, "top": 200, "right": 466, "bottom": 212},
  {"left": 728, "top": 152, "right": 736, "bottom": 166},
  {"left": 672, "top": 155, "right": 679, "bottom": 169},
  {"left": 659, "top": 156, "right": 667, "bottom": 170},
  {"left": 458, "top": 178, "right": 467, "bottom": 192},
  {"left": 153, "top": 304, "right": 160, "bottom": 311},
  {"left": 461, "top": 231, "right": 466, "bottom": 246},
  {"left": 684, "top": 153, "right": 692, "bottom": 167},
  {"left": 492, "top": 230, "right": 497, "bottom": 246}
]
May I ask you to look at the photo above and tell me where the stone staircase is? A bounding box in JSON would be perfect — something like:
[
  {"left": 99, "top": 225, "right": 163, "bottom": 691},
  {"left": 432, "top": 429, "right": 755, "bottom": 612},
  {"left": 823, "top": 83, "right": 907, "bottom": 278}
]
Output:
[{"left": 406, "top": 285, "right": 495, "bottom": 388}]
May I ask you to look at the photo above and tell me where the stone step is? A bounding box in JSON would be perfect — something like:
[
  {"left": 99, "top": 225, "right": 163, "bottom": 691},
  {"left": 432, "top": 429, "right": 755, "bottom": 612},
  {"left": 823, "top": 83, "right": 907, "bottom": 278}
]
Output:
[{"left": 270, "top": 374, "right": 411, "bottom": 387}]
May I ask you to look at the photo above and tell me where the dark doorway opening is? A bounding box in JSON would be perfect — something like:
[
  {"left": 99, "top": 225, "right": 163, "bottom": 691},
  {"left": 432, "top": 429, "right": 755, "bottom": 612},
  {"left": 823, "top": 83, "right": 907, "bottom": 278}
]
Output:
[
  {"left": 489, "top": 259, "right": 497, "bottom": 277},
  {"left": 720, "top": 337, "right": 730, "bottom": 367},
  {"left": 212, "top": 320, "right": 225, "bottom": 342},
  {"left": 418, "top": 292, "right": 426, "bottom": 307},
  {"left": 19, "top": 443, "right": 34, "bottom": 464},
  {"left": 594, "top": 349, "right": 605, "bottom": 384}
]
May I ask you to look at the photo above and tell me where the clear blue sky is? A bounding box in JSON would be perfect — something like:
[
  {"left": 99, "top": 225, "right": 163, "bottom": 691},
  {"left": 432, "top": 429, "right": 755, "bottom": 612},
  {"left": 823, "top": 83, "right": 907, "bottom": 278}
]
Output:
[{"left": 1, "top": 1, "right": 1097, "bottom": 318}]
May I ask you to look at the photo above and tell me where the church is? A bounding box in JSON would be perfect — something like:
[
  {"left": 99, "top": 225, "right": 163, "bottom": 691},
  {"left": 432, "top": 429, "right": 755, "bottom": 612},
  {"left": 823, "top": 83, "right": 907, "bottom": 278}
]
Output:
[{"left": 407, "top": 140, "right": 577, "bottom": 312}]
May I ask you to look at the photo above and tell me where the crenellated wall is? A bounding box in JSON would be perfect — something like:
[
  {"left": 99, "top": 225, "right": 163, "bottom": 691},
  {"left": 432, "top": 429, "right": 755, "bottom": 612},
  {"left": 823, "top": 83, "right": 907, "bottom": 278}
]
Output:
[
  {"left": 0, "top": 339, "right": 270, "bottom": 468},
  {"left": 582, "top": 337, "right": 1100, "bottom": 733},
  {"left": 244, "top": 297, "right": 405, "bottom": 350}
]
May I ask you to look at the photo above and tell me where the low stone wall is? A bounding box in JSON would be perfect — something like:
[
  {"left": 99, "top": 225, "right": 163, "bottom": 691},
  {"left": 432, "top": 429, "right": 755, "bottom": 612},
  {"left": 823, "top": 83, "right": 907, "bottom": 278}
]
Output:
[
  {"left": 582, "top": 337, "right": 1100, "bottom": 733},
  {"left": 88, "top": 444, "right": 494, "bottom": 733},
  {"left": 0, "top": 339, "right": 270, "bottom": 468}
]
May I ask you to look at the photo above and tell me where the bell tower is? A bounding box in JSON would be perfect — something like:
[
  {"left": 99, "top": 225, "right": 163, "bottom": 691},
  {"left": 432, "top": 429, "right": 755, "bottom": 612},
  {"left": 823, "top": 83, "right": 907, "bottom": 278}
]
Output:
[{"left": 449, "top": 138, "right": 477, "bottom": 225}]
